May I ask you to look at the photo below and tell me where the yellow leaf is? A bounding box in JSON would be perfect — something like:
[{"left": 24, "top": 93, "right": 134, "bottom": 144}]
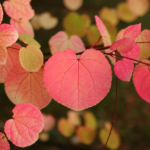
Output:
[
  {"left": 19, "top": 45, "right": 43, "bottom": 72},
  {"left": 63, "top": 12, "right": 91, "bottom": 38}
]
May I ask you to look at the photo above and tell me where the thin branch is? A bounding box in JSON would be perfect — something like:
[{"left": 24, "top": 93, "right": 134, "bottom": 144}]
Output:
[
  {"left": 0, "top": 116, "right": 5, "bottom": 123},
  {"left": 103, "top": 51, "right": 119, "bottom": 150},
  {"left": 90, "top": 36, "right": 102, "bottom": 49},
  {"left": 104, "top": 52, "right": 150, "bottom": 66}
]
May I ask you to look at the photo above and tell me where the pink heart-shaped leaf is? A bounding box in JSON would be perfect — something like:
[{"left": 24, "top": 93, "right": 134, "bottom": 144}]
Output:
[
  {"left": 123, "top": 43, "right": 140, "bottom": 62},
  {"left": 123, "top": 24, "right": 141, "bottom": 38},
  {"left": 133, "top": 60, "right": 150, "bottom": 83},
  {"left": 95, "top": 15, "right": 115, "bottom": 64},
  {"left": 134, "top": 69, "right": 150, "bottom": 103},
  {"left": 49, "top": 31, "right": 85, "bottom": 54},
  {"left": 0, "top": 24, "right": 18, "bottom": 47},
  {"left": 44, "top": 49, "right": 112, "bottom": 111},
  {"left": 0, "top": 43, "right": 21, "bottom": 83},
  {"left": 3, "top": 0, "right": 34, "bottom": 21},
  {"left": 114, "top": 58, "right": 134, "bottom": 81},
  {"left": 4, "top": 103, "right": 44, "bottom": 147},
  {"left": 10, "top": 19, "right": 34, "bottom": 38},
  {"left": 0, "top": 4, "right": 3, "bottom": 24},
  {"left": 0, "top": 43, "right": 7, "bottom": 65},
  {"left": 110, "top": 38, "right": 135, "bottom": 53},
  {"left": 5, "top": 64, "right": 52, "bottom": 109},
  {"left": 0, "top": 132, "right": 10, "bottom": 150}
]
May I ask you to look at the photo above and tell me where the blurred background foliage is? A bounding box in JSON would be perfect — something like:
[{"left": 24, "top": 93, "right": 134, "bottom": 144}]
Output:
[{"left": 1, "top": 0, "right": 150, "bottom": 149}]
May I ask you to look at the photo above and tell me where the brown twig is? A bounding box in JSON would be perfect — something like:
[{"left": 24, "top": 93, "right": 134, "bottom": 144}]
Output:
[{"left": 103, "top": 51, "right": 118, "bottom": 150}]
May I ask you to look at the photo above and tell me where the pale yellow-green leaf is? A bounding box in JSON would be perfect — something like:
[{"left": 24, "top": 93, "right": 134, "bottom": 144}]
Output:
[
  {"left": 19, "top": 45, "right": 43, "bottom": 72},
  {"left": 57, "top": 118, "right": 75, "bottom": 137},
  {"left": 83, "top": 111, "right": 97, "bottom": 130},
  {"left": 63, "top": 12, "right": 91, "bottom": 38},
  {"left": 76, "top": 126, "right": 96, "bottom": 145},
  {"left": 19, "top": 33, "right": 41, "bottom": 48},
  {"left": 99, "top": 7, "right": 119, "bottom": 26},
  {"left": 117, "top": 2, "right": 138, "bottom": 23},
  {"left": 86, "top": 25, "right": 103, "bottom": 46},
  {"left": 103, "top": 20, "right": 117, "bottom": 43},
  {"left": 136, "top": 29, "right": 150, "bottom": 61},
  {"left": 99, "top": 122, "right": 120, "bottom": 150}
]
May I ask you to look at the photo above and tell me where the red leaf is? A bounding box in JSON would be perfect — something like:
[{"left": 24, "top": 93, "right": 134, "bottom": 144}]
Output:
[
  {"left": 123, "top": 43, "right": 140, "bottom": 63},
  {"left": 10, "top": 19, "right": 34, "bottom": 38},
  {"left": 0, "top": 43, "right": 7, "bottom": 65},
  {"left": 0, "top": 132, "right": 10, "bottom": 150},
  {"left": 0, "top": 43, "right": 21, "bottom": 83},
  {"left": 110, "top": 38, "right": 135, "bottom": 53},
  {"left": 44, "top": 49, "right": 112, "bottom": 111},
  {"left": 134, "top": 69, "right": 150, "bottom": 103},
  {"left": 5, "top": 64, "right": 52, "bottom": 109},
  {"left": 114, "top": 58, "right": 134, "bottom": 81},
  {"left": 4, "top": 103, "right": 43, "bottom": 147},
  {"left": 123, "top": 24, "right": 141, "bottom": 39},
  {"left": 133, "top": 60, "right": 150, "bottom": 83},
  {"left": 0, "top": 24, "right": 18, "bottom": 47},
  {"left": 3, "top": 0, "right": 34, "bottom": 21},
  {"left": 0, "top": 4, "right": 3, "bottom": 24},
  {"left": 49, "top": 31, "right": 85, "bottom": 54}
]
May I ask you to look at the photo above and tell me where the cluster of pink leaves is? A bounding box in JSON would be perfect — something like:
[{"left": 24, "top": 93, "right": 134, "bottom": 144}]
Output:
[
  {"left": 3, "top": 0, "right": 34, "bottom": 38},
  {"left": 44, "top": 15, "right": 150, "bottom": 112},
  {"left": 0, "top": 2, "right": 50, "bottom": 148},
  {"left": 0, "top": 1, "right": 150, "bottom": 148}
]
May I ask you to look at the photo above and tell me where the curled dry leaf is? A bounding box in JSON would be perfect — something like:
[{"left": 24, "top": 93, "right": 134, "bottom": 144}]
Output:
[
  {"left": 0, "top": 43, "right": 21, "bottom": 83},
  {"left": 49, "top": 31, "right": 85, "bottom": 54},
  {"left": 0, "top": 43, "right": 7, "bottom": 65},
  {"left": 95, "top": 15, "right": 116, "bottom": 64},
  {"left": 136, "top": 30, "right": 150, "bottom": 61},
  {"left": 3, "top": 0, "right": 34, "bottom": 21},
  {"left": 0, "top": 4, "right": 3, "bottom": 24},
  {"left": 116, "top": 2, "right": 138, "bottom": 23},
  {"left": 0, "top": 132, "right": 10, "bottom": 150},
  {"left": 110, "top": 38, "right": 135, "bottom": 53},
  {"left": 86, "top": 25, "right": 103, "bottom": 46},
  {"left": 63, "top": 0, "right": 83, "bottom": 11},
  {"left": 44, "top": 49, "right": 112, "bottom": 111},
  {"left": 99, "top": 122, "right": 120, "bottom": 150},
  {"left": 57, "top": 118, "right": 75, "bottom": 137},
  {"left": 0, "top": 24, "right": 18, "bottom": 47},
  {"left": 99, "top": 7, "right": 119, "bottom": 26},
  {"left": 4, "top": 103, "right": 44, "bottom": 147},
  {"left": 30, "top": 15, "right": 41, "bottom": 30},
  {"left": 63, "top": 12, "right": 91, "bottom": 38},
  {"left": 134, "top": 69, "right": 150, "bottom": 103},
  {"left": 76, "top": 126, "right": 96, "bottom": 145},
  {"left": 38, "top": 12, "right": 58, "bottom": 30},
  {"left": 19, "top": 33, "right": 41, "bottom": 48},
  {"left": 114, "top": 58, "right": 134, "bottom": 82},
  {"left": 19, "top": 45, "right": 43, "bottom": 72},
  {"left": 42, "top": 113, "right": 55, "bottom": 132},
  {"left": 83, "top": 111, "right": 97, "bottom": 130},
  {"left": 10, "top": 19, "right": 34, "bottom": 38},
  {"left": 5, "top": 65, "right": 52, "bottom": 109},
  {"left": 67, "top": 111, "right": 81, "bottom": 126},
  {"left": 127, "top": 0, "right": 149, "bottom": 17}
]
